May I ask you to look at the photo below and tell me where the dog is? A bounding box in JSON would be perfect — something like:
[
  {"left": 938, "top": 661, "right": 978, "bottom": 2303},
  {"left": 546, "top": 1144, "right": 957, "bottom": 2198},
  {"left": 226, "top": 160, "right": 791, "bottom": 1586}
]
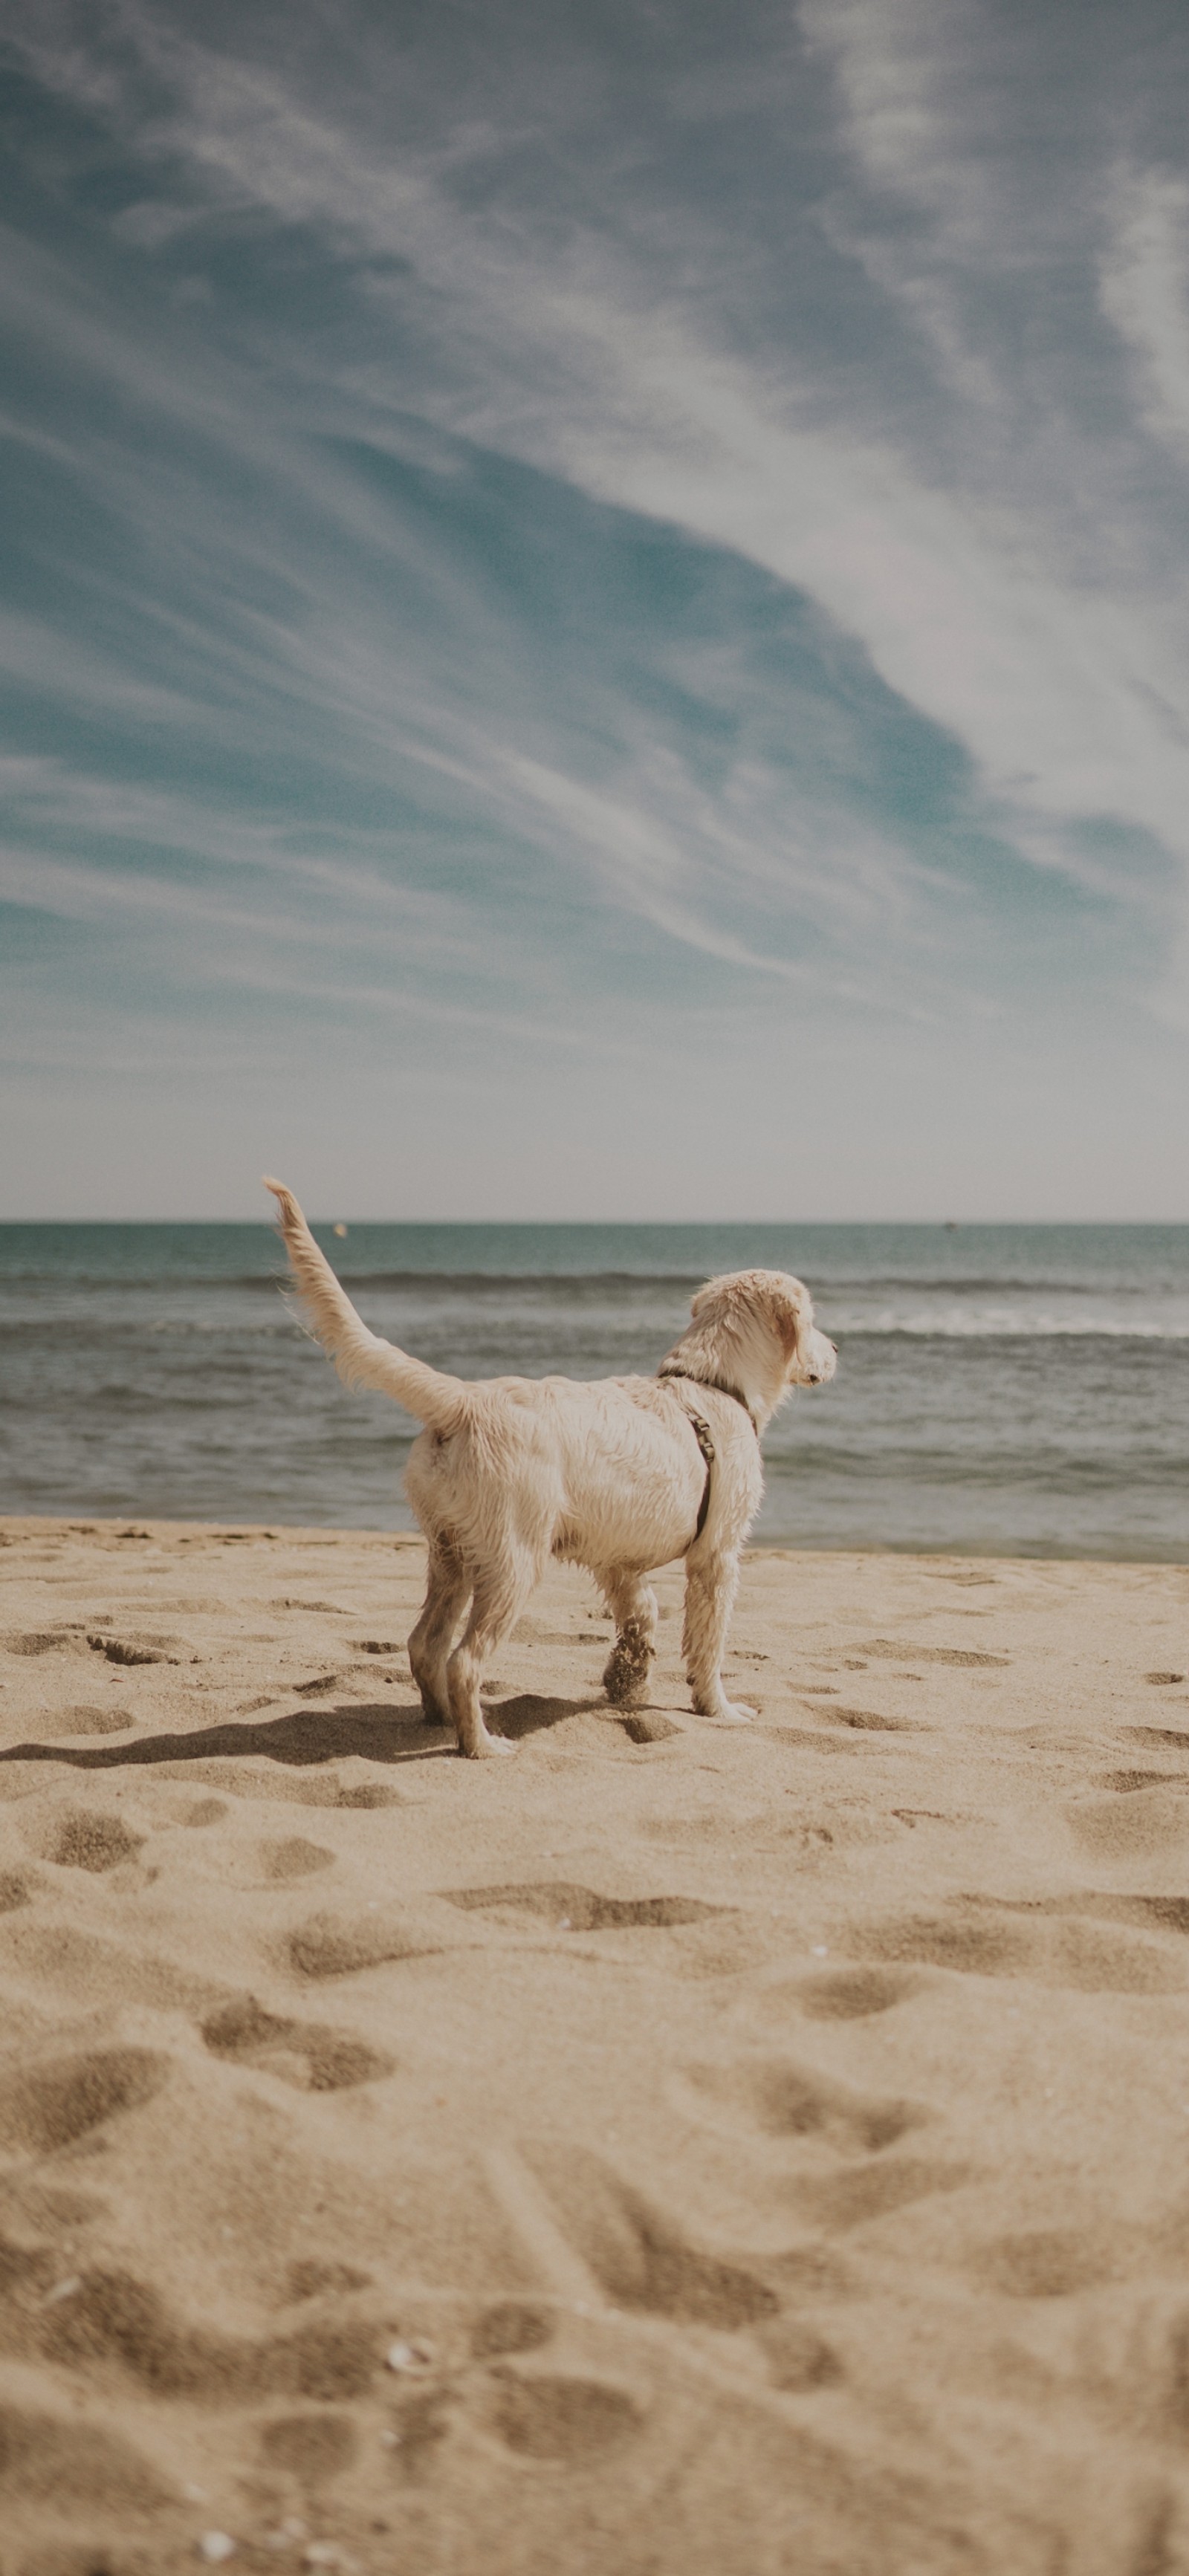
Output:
[{"left": 264, "top": 1179, "right": 837, "bottom": 1756}]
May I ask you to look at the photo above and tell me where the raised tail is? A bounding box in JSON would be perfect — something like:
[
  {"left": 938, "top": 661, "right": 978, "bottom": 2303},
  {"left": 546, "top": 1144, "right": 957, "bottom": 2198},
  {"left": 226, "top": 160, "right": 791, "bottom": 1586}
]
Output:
[{"left": 263, "top": 1178, "right": 467, "bottom": 1431}]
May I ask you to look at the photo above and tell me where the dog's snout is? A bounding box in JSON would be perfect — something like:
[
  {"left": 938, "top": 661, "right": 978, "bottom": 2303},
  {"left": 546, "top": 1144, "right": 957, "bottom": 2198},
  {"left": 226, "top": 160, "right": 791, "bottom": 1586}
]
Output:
[{"left": 800, "top": 1326, "right": 838, "bottom": 1391}]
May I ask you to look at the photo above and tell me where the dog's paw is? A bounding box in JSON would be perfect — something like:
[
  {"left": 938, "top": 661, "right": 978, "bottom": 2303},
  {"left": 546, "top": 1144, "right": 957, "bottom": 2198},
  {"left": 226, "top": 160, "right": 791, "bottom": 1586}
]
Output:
[
  {"left": 464, "top": 1730, "right": 516, "bottom": 1760},
  {"left": 689, "top": 1690, "right": 757, "bottom": 1726}
]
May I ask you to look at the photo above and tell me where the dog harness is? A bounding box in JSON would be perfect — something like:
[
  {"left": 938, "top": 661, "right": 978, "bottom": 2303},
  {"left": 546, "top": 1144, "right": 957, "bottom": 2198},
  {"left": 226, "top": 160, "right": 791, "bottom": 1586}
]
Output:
[{"left": 655, "top": 1367, "right": 759, "bottom": 1548}]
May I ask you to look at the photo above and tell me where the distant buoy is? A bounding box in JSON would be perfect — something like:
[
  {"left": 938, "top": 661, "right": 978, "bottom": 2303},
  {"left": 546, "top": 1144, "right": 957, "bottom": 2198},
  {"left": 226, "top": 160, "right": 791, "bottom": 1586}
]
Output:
[{"left": 333, "top": 1222, "right": 349, "bottom": 1238}]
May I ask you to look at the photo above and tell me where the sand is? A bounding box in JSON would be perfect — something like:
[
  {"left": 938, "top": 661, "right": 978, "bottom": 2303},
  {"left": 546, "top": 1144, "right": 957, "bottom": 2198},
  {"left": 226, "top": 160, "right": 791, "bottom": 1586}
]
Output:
[{"left": 1, "top": 1518, "right": 1188, "bottom": 2576}]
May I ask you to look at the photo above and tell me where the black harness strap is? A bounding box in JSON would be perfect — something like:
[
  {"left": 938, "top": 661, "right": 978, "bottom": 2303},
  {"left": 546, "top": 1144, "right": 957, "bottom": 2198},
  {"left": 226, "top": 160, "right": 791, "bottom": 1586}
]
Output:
[
  {"left": 687, "top": 1409, "right": 716, "bottom": 1544},
  {"left": 656, "top": 1369, "right": 759, "bottom": 1551},
  {"left": 656, "top": 1364, "right": 759, "bottom": 1433}
]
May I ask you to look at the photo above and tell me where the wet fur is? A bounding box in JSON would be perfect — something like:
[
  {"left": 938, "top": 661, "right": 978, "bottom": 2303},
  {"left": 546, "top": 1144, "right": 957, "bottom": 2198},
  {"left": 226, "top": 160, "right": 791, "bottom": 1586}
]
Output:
[{"left": 264, "top": 1178, "right": 836, "bottom": 1756}]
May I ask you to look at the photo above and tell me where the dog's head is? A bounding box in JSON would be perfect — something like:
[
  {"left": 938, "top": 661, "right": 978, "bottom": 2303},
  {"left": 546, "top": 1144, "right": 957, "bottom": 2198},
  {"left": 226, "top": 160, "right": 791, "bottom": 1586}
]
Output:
[{"left": 678, "top": 1269, "right": 837, "bottom": 1417}]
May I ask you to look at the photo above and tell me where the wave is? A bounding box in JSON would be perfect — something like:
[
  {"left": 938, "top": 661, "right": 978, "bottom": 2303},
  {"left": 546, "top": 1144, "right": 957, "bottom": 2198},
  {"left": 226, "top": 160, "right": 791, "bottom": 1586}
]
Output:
[
  {"left": 341, "top": 1276, "right": 1189, "bottom": 1311},
  {"left": 826, "top": 1317, "right": 1189, "bottom": 1340},
  {"left": 802, "top": 1271, "right": 1189, "bottom": 1294},
  {"left": 0, "top": 1268, "right": 713, "bottom": 1296},
  {"left": 763, "top": 1453, "right": 1189, "bottom": 1490},
  {"left": 4, "top": 1262, "right": 1186, "bottom": 1308},
  {"left": 3, "top": 1309, "right": 1189, "bottom": 1344}
]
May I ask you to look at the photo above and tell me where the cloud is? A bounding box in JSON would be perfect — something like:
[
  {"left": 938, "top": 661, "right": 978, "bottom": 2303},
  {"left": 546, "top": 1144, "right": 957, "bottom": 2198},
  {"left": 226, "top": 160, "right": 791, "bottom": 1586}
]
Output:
[
  {"left": 109, "top": 196, "right": 208, "bottom": 249},
  {"left": 1101, "top": 164, "right": 1189, "bottom": 461},
  {"left": 1, "top": 0, "right": 1188, "bottom": 1210},
  {"left": 8, "top": 195, "right": 1118, "bottom": 1026},
  {"left": 31, "top": 0, "right": 1181, "bottom": 899}
]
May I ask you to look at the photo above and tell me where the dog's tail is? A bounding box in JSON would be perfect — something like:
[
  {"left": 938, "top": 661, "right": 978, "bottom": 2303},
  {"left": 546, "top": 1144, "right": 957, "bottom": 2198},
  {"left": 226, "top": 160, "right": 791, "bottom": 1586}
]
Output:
[{"left": 263, "top": 1178, "right": 467, "bottom": 1431}]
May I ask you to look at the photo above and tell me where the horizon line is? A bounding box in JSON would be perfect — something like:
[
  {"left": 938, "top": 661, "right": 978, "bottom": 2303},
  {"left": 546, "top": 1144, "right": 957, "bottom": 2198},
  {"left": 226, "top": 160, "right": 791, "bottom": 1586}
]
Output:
[{"left": 1, "top": 1213, "right": 1187, "bottom": 1230}]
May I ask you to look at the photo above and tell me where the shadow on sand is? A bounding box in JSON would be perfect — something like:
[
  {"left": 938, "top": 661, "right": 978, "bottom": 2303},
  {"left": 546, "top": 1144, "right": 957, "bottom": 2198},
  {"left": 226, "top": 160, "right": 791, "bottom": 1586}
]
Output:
[{"left": 0, "top": 1693, "right": 604, "bottom": 1774}]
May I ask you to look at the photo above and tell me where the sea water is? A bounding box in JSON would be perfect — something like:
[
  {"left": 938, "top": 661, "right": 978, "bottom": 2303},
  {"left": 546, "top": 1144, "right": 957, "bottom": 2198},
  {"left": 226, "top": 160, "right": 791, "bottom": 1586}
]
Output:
[{"left": 1, "top": 1222, "right": 1186, "bottom": 1558}]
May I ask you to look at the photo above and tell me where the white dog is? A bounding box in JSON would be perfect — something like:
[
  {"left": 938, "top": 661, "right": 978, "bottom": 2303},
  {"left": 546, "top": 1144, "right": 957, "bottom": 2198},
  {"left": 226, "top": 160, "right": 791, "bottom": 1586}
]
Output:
[{"left": 264, "top": 1180, "right": 836, "bottom": 1757}]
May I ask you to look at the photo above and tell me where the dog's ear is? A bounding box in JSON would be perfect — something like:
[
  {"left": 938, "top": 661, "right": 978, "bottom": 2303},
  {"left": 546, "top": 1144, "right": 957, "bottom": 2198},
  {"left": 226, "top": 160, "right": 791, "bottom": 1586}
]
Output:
[{"left": 762, "top": 1276, "right": 811, "bottom": 1363}]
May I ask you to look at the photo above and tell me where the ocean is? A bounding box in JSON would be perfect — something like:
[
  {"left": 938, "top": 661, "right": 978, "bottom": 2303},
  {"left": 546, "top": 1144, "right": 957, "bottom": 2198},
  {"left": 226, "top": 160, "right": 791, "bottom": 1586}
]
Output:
[{"left": 1, "top": 1222, "right": 1186, "bottom": 1559}]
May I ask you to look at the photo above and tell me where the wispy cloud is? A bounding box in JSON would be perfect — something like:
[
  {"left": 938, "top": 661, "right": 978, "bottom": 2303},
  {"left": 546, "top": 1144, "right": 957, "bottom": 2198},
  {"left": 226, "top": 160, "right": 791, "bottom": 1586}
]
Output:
[
  {"left": 74, "top": 6, "right": 1189, "bottom": 869},
  {"left": 1101, "top": 165, "right": 1189, "bottom": 461},
  {"left": 1, "top": 0, "right": 1187, "bottom": 1211}
]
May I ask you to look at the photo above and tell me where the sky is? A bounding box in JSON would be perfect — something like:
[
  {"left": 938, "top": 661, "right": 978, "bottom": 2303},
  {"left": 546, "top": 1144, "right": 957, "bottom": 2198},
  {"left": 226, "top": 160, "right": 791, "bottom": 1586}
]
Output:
[{"left": 2, "top": 0, "right": 1188, "bottom": 1220}]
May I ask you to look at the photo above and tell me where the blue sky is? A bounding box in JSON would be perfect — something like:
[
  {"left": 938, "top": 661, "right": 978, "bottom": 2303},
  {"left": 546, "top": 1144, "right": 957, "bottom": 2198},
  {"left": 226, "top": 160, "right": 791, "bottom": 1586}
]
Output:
[{"left": 2, "top": 0, "right": 1188, "bottom": 1218}]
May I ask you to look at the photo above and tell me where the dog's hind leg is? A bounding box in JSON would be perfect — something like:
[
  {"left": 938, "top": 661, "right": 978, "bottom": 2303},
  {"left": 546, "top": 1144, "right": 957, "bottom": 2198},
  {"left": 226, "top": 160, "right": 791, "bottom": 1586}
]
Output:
[
  {"left": 445, "top": 1548, "right": 541, "bottom": 1759},
  {"left": 406, "top": 1535, "right": 470, "bottom": 1725},
  {"left": 683, "top": 1548, "right": 755, "bottom": 1725},
  {"left": 600, "top": 1568, "right": 658, "bottom": 1707}
]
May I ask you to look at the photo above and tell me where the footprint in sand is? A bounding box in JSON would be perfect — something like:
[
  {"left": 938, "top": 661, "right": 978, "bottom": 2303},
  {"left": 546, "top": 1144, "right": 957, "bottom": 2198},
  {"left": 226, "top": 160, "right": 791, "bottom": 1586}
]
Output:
[
  {"left": 788, "top": 2156, "right": 973, "bottom": 2231},
  {"left": 0, "top": 1870, "right": 33, "bottom": 1915},
  {"left": 848, "top": 1904, "right": 1189, "bottom": 1993},
  {"left": 259, "top": 2410, "right": 358, "bottom": 2481},
  {"left": 270, "top": 1598, "right": 351, "bottom": 1614},
  {"left": 790, "top": 1966, "right": 922, "bottom": 2022},
  {"left": 0, "top": 1918, "right": 208, "bottom": 2013},
  {"left": 192, "top": 1768, "right": 405, "bottom": 1811},
  {"left": 0, "top": 2045, "right": 168, "bottom": 2154},
  {"left": 1092, "top": 1770, "right": 1182, "bottom": 1794},
  {"left": 620, "top": 1712, "right": 683, "bottom": 1743},
  {"left": 853, "top": 1638, "right": 1009, "bottom": 1667},
  {"left": 0, "top": 2399, "right": 172, "bottom": 2511},
  {"left": 201, "top": 1997, "right": 393, "bottom": 2092},
  {"left": 51, "top": 1702, "right": 137, "bottom": 1736},
  {"left": 1066, "top": 1785, "right": 1189, "bottom": 1860},
  {"left": 45, "top": 1809, "right": 144, "bottom": 1872},
  {"left": 4, "top": 1629, "right": 87, "bottom": 1658},
  {"left": 284, "top": 1913, "right": 444, "bottom": 1979},
  {"left": 683, "top": 2056, "right": 927, "bottom": 2156},
  {"left": 487, "top": 2372, "right": 644, "bottom": 2460},
  {"left": 259, "top": 1837, "right": 336, "bottom": 1882},
  {"left": 522, "top": 2144, "right": 777, "bottom": 2329},
  {"left": 678, "top": 2054, "right": 962, "bottom": 2230},
  {"left": 471, "top": 2303, "right": 555, "bottom": 2358},
  {"left": 953, "top": 1891, "right": 1189, "bottom": 1953},
  {"left": 442, "top": 1881, "right": 724, "bottom": 1932},
  {"left": 334, "top": 1782, "right": 406, "bottom": 1809},
  {"left": 843, "top": 1910, "right": 1029, "bottom": 1976},
  {"left": 19, "top": 2262, "right": 383, "bottom": 2402},
  {"left": 811, "top": 1706, "right": 922, "bottom": 1733},
  {"left": 737, "top": 1967, "right": 923, "bottom": 2029},
  {"left": 85, "top": 1631, "right": 179, "bottom": 1666},
  {"left": 971, "top": 2229, "right": 1115, "bottom": 2299}
]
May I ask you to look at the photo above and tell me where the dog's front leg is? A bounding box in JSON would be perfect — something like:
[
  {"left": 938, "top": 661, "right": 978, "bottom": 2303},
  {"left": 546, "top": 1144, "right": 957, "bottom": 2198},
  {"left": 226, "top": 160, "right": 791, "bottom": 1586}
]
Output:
[
  {"left": 683, "top": 1548, "right": 755, "bottom": 1725},
  {"left": 447, "top": 1638, "right": 513, "bottom": 1756},
  {"left": 600, "top": 1569, "right": 658, "bottom": 1708},
  {"left": 445, "top": 1560, "right": 537, "bottom": 1757}
]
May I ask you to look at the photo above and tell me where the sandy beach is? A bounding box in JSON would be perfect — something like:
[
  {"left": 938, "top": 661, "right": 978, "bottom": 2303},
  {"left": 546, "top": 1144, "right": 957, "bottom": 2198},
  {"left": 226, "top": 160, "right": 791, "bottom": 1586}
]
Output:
[{"left": 1, "top": 1515, "right": 1188, "bottom": 2575}]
